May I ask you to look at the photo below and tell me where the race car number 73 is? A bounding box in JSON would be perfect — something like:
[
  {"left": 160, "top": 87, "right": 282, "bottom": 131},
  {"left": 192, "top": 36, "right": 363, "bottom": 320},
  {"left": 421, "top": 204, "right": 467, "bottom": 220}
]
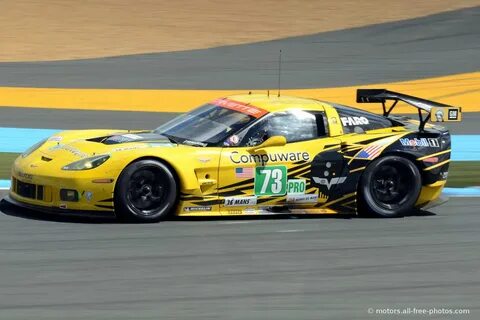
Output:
[{"left": 255, "top": 166, "right": 287, "bottom": 196}]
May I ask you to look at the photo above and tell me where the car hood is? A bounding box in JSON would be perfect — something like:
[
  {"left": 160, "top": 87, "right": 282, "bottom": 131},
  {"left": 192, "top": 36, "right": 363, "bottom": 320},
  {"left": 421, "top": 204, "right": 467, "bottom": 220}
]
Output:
[{"left": 37, "top": 129, "right": 176, "bottom": 162}]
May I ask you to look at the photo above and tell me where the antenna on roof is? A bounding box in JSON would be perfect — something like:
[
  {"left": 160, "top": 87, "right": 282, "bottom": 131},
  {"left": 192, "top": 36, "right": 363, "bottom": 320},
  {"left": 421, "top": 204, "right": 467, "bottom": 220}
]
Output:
[{"left": 277, "top": 50, "right": 282, "bottom": 97}]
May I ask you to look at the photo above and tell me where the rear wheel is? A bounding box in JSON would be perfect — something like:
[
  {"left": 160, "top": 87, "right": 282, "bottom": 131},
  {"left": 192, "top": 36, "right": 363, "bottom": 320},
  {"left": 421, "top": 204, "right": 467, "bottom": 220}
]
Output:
[
  {"left": 114, "top": 159, "right": 177, "bottom": 223},
  {"left": 358, "top": 156, "right": 421, "bottom": 218}
]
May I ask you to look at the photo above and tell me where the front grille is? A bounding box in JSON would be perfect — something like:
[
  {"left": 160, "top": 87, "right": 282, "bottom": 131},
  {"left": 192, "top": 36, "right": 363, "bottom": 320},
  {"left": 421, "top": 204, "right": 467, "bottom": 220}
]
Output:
[
  {"left": 37, "top": 185, "right": 44, "bottom": 200},
  {"left": 14, "top": 180, "right": 45, "bottom": 201},
  {"left": 16, "top": 180, "right": 36, "bottom": 199}
]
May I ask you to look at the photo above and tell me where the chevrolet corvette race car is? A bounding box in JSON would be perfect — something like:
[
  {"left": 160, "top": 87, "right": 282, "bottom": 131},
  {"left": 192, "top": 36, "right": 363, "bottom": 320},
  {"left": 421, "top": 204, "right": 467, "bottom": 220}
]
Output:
[{"left": 5, "top": 89, "right": 461, "bottom": 222}]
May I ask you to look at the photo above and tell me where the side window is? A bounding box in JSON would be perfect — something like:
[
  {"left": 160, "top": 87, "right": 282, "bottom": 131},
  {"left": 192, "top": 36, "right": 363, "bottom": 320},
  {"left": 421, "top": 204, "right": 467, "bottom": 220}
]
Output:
[
  {"left": 225, "top": 110, "right": 328, "bottom": 147},
  {"left": 335, "top": 104, "right": 392, "bottom": 134}
]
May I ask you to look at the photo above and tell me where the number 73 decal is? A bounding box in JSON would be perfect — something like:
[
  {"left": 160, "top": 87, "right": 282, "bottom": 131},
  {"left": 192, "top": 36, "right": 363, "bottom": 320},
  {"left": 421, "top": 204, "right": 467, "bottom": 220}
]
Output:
[{"left": 254, "top": 166, "right": 287, "bottom": 196}]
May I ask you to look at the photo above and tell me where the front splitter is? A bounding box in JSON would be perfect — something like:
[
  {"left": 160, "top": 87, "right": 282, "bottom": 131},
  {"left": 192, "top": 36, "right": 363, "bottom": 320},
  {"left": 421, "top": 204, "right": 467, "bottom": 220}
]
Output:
[{"left": 1, "top": 195, "right": 115, "bottom": 219}]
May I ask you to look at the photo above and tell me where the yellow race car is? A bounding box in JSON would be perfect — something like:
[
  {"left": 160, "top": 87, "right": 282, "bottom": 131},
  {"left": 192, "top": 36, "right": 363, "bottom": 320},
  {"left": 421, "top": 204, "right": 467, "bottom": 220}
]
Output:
[{"left": 5, "top": 89, "right": 461, "bottom": 222}]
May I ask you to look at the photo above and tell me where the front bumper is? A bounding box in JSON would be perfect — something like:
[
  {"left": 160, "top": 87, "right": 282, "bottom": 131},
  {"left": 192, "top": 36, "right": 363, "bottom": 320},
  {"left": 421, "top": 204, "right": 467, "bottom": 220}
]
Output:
[
  {"left": 2, "top": 195, "right": 115, "bottom": 218},
  {"left": 420, "top": 195, "right": 449, "bottom": 211},
  {"left": 9, "top": 169, "right": 116, "bottom": 213},
  {"left": 415, "top": 180, "right": 447, "bottom": 208}
]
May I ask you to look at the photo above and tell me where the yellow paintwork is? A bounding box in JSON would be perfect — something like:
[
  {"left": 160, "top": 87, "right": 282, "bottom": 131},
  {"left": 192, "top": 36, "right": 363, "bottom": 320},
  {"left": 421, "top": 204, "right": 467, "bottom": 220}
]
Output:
[
  {"left": 416, "top": 180, "right": 446, "bottom": 207},
  {"left": 9, "top": 94, "right": 448, "bottom": 216}
]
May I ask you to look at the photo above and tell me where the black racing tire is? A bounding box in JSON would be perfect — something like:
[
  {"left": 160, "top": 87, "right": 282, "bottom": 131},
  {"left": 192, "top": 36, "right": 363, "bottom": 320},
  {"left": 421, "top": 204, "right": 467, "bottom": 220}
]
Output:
[
  {"left": 114, "top": 159, "right": 177, "bottom": 223},
  {"left": 358, "top": 155, "right": 421, "bottom": 218}
]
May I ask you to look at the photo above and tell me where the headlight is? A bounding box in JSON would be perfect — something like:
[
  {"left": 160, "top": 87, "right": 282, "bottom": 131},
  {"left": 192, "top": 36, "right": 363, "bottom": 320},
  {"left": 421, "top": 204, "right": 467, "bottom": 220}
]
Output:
[
  {"left": 62, "top": 155, "right": 110, "bottom": 171},
  {"left": 22, "top": 138, "right": 47, "bottom": 158}
]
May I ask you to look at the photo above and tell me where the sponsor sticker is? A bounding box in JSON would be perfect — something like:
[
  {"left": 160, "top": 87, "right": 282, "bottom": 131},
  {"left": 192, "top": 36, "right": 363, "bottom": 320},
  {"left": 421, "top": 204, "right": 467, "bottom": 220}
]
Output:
[
  {"left": 224, "top": 196, "right": 257, "bottom": 207},
  {"left": 112, "top": 145, "right": 147, "bottom": 152},
  {"left": 434, "top": 109, "right": 445, "bottom": 122},
  {"left": 17, "top": 171, "right": 33, "bottom": 180},
  {"left": 243, "top": 208, "right": 257, "bottom": 214},
  {"left": 431, "top": 107, "right": 462, "bottom": 122},
  {"left": 184, "top": 206, "right": 212, "bottom": 212},
  {"left": 230, "top": 151, "right": 310, "bottom": 165},
  {"left": 399, "top": 138, "right": 440, "bottom": 148},
  {"left": 254, "top": 166, "right": 287, "bottom": 196},
  {"left": 212, "top": 98, "right": 268, "bottom": 118},
  {"left": 84, "top": 191, "right": 93, "bottom": 201},
  {"left": 227, "top": 135, "right": 240, "bottom": 146},
  {"left": 49, "top": 144, "right": 88, "bottom": 158},
  {"left": 448, "top": 109, "right": 459, "bottom": 121},
  {"left": 341, "top": 116, "right": 369, "bottom": 126},
  {"left": 286, "top": 179, "right": 306, "bottom": 195},
  {"left": 286, "top": 194, "right": 318, "bottom": 204}
]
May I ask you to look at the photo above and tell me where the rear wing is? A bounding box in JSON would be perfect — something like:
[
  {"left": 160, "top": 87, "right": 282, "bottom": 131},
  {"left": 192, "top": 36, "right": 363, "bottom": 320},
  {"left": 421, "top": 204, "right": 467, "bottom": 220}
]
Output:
[{"left": 356, "top": 89, "right": 462, "bottom": 131}]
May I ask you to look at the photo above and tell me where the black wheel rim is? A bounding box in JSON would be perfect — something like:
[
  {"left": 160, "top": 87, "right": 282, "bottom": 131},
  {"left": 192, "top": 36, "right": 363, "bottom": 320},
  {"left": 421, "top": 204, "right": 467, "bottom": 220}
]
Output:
[
  {"left": 370, "top": 161, "right": 414, "bottom": 210},
  {"left": 126, "top": 167, "right": 169, "bottom": 216}
]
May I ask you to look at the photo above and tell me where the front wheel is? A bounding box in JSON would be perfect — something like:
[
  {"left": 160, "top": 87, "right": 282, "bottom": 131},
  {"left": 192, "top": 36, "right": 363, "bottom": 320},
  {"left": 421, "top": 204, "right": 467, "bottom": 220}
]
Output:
[
  {"left": 358, "top": 156, "right": 421, "bottom": 218},
  {"left": 114, "top": 159, "right": 177, "bottom": 223}
]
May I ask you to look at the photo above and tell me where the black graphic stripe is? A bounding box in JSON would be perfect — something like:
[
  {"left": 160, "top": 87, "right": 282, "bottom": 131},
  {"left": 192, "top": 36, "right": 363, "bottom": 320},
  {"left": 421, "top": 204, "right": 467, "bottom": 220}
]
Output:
[
  {"left": 192, "top": 199, "right": 222, "bottom": 206},
  {"left": 257, "top": 197, "right": 284, "bottom": 204},
  {"left": 288, "top": 167, "right": 311, "bottom": 180},
  {"left": 180, "top": 195, "right": 205, "bottom": 201},
  {"left": 218, "top": 190, "right": 249, "bottom": 197},
  {"left": 292, "top": 160, "right": 308, "bottom": 165},
  {"left": 95, "top": 204, "right": 114, "bottom": 210},
  {"left": 218, "top": 177, "right": 255, "bottom": 191}
]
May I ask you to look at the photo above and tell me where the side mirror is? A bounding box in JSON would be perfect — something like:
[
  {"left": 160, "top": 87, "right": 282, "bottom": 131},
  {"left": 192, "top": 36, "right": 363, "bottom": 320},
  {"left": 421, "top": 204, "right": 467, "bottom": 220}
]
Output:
[{"left": 247, "top": 135, "right": 286, "bottom": 152}]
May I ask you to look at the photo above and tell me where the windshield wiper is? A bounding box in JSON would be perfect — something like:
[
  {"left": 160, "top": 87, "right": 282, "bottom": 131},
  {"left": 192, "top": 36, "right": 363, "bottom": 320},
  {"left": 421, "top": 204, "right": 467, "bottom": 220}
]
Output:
[
  {"left": 160, "top": 134, "right": 182, "bottom": 145},
  {"left": 183, "top": 140, "right": 207, "bottom": 147},
  {"left": 159, "top": 134, "right": 208, "bottom": 147}
]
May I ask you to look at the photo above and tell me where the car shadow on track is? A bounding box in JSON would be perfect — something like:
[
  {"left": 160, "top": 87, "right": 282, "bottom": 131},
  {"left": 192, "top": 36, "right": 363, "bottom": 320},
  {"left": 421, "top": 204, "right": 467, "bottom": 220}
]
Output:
[
  {"left": 0, "top": 199, "right": 117, "bottom": 224},
  {"left": 0, "top": 199, "right": 436, "bottom": 224}
]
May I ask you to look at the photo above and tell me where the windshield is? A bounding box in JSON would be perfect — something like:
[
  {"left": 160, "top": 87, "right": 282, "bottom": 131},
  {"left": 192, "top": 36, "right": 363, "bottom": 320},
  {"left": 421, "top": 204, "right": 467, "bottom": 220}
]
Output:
[{"left": 154, "top": 103, "right": 258, "bottom": 146}]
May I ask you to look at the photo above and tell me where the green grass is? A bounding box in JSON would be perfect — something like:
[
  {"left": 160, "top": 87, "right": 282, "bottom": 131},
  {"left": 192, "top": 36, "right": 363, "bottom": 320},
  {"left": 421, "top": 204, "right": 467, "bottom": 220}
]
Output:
[
  {"left": 0, "top": 153, "right": 19, "bottom": 179},
  {"left": 0, "top": 153, "right": 478, "bottom": 188},
  {"left": 445, "top": 162, "right": 480, "bottom": 188}
]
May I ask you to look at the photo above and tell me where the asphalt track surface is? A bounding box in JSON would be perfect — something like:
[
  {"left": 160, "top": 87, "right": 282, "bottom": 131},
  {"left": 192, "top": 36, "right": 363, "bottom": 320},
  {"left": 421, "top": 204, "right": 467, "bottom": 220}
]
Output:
[
  {"left": 1, "top": 107, "right": 479, "bottom": 134},
  {"left": 0, "top": 7, "right": 479, "bottom": 89},
  {"left": 0, "top": 192, "right": 478, "bottom": 320}
]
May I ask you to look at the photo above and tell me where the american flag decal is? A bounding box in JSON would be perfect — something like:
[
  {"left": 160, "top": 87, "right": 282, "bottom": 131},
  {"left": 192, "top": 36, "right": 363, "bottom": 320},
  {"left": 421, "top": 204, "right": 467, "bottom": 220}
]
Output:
[
  {"left": 235, "top": 167, "right": 254, "bottom": 178},
  {"left": 356, "top": 135, "right": 401, "bottom": 160},
  {"left": 357, "top": 144, "right": 384, "bottom": 159}
]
